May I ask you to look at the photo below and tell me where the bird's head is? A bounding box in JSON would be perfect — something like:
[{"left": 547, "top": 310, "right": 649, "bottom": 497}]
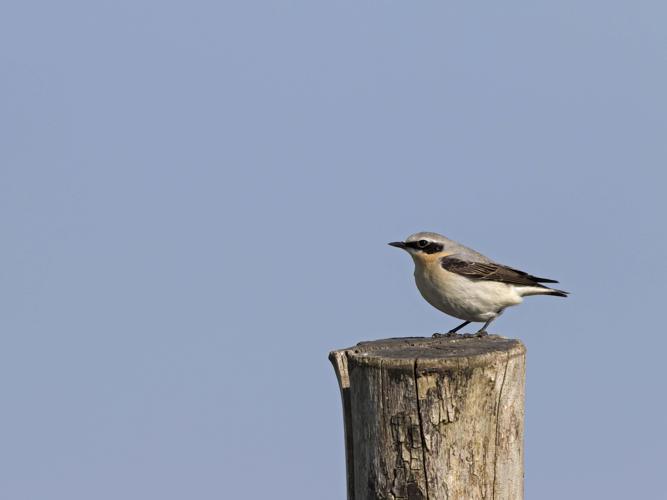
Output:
[{"left": 389, "top": 232, "right": 450, "bottom": 264}]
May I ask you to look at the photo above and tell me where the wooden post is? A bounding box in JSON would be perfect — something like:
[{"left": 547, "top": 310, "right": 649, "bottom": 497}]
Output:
[{"left": 329, "top": 335, "right": 525, "bottom": 500}]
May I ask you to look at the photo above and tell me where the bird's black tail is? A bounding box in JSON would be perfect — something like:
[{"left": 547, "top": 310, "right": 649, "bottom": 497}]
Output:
[{"left": 545, "top": 288, "right": 569, "bottom": 297}]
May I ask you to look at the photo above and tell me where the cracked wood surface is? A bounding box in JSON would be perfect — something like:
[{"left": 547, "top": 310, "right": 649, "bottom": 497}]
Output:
[{"left": 329, "top": 336, "right": 525, "bottom": 500}]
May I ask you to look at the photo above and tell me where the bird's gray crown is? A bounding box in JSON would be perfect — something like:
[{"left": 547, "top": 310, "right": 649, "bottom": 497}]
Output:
[
  {"left": 404, "top": 232, "right": 491, "bottom": 262},
  {"left": 405, "top": 232, "right": 451, "bottom": 244}
]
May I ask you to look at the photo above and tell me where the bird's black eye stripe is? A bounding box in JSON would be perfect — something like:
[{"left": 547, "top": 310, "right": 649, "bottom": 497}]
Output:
[
  {"left": 422, "top": 243, "right": 444, "bottom": 254},
  {"left": 404, "top": 240, "right": 444, "bottom": 254}
]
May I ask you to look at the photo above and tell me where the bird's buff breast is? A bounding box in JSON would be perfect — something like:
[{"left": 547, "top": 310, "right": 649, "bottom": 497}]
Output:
[{"left": 413, "top": 263, "right": 521, "bottom": 321}]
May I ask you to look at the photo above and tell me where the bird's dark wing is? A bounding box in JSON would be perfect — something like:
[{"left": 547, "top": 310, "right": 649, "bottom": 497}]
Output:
[{"left": 440, "top": 256, "right": 559, "bottom": 287}]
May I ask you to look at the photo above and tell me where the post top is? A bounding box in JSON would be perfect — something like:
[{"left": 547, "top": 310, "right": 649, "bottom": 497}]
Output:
[{"left": 330, "top": 335, "right": 525, "bottom": 374}]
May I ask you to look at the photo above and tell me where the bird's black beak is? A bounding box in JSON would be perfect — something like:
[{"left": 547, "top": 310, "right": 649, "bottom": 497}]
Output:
[{"left": 388, "top": 241, "right": 407, "bottom": 249}]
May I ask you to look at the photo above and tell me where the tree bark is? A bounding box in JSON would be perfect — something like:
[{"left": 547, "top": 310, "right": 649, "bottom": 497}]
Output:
[{"left": 329, "top": 335, "right": 525, "bottom": 500}]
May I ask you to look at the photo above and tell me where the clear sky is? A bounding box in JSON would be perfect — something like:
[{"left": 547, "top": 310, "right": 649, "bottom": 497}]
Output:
[{"left": 1, "top": 1, "right": 665, "bottom": 499}]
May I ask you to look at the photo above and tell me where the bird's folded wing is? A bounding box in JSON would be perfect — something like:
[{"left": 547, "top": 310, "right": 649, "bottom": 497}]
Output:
[{"left": 440, "top": 257, "right": 558, "bottom": 287}]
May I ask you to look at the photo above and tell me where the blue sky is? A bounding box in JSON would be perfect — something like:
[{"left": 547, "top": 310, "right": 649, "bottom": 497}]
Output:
[{"left": 1, "top": 1, "right": 666, "bottom": 498}]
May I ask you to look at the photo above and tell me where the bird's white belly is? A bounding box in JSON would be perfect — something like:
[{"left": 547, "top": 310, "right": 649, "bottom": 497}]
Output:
[{"left": 414, "top": 266, "right": 522, "bottom": 322}]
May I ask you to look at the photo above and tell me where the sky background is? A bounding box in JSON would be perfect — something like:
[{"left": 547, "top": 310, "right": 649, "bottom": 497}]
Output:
[{"left": 1, "top": 1, "right": 666, "bottom": 499}]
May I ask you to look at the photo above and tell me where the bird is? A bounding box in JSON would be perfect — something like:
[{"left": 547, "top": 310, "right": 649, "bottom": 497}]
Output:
[{"left": 389, "top": 232, "right": 568, "bottom": 336}]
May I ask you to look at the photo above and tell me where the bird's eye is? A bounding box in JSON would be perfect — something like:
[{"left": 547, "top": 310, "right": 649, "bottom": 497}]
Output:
[{"left": 418, "top": 240, "right": 429, "bottom": 248}]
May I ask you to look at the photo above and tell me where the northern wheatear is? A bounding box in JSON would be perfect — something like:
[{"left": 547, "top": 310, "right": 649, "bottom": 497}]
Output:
[{"left": 389, "top": 232, "right": 568, "bottom": 335}]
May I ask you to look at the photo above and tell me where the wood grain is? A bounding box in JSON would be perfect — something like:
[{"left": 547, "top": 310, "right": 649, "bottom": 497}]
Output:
[{"left": 330, "top": 335, "right": 525, "bottom": 500}]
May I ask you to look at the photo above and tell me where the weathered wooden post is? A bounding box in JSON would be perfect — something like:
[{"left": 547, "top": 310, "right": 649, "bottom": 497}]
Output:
[{"left": 329, "top": 335, "right": 525, "bottom": 500}]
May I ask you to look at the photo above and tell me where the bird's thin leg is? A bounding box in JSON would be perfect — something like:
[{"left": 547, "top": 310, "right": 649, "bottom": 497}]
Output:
[
  {"left": 448, "top": 320, "right": 471, "bottom": 334},
  {"left": 432, "top": 320, "right": 470, "bottom": 338},
  {"left": 475, "top": 318, "right": 494, "bottom": 337}
]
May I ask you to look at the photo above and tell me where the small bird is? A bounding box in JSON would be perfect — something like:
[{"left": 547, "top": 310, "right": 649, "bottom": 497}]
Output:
[{"left": 389, "top": 232, "right": 568, "bottom": 335}]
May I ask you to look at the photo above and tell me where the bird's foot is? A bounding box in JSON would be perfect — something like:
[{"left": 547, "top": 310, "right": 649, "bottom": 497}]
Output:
[
  {"left": 432, "top": 331, "right": 459, "bottom": 338},
  {"left": 475, "top": 330, "right": 489, "bottom": 337}
]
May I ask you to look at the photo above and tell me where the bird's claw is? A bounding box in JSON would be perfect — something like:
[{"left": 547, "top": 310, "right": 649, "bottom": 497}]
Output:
[
  {"left": 432, "top": 331, "right": 458, "bottom": 338},
  {"left": 433, "top": 330, "right": 490, "bottom": 339}
]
